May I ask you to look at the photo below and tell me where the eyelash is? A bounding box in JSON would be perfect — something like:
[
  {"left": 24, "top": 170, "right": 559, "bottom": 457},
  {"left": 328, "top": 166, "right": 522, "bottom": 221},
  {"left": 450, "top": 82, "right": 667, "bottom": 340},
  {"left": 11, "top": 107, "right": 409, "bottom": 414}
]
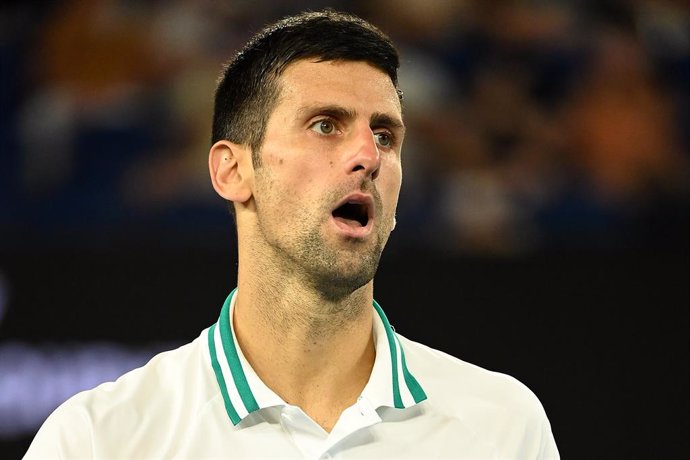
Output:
[
  {"left": 308, "top": 118, "right": 396, "bottom": 149},
  {"left": 373, "top": 130, "right": 394, "bottom": 148},
  {"left": 310, "top": 118, "right": 340, "bottom": 136}
]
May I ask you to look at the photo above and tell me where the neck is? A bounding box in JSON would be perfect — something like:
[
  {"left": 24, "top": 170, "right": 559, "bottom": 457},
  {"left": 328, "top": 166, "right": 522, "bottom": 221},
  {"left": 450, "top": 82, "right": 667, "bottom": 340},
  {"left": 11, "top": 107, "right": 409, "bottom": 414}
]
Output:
[{"left": 233, "top": 244, "right": 376, "bottom": 432}]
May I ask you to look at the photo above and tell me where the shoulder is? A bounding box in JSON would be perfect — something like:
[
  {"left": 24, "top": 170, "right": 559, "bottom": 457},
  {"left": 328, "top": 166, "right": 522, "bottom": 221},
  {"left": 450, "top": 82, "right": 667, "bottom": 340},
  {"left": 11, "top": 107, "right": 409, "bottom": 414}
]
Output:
[
  {"left": 399, "top": 334, "right": 560, "bottom": 458},
  {"left": 24, "top": 331, "right": 217, "bottom": 458},
  {"left": 401, "top": 334, "right": 541, "bottom": 409},
  {"left": 75, "top": 332, "right": 209, "bottom": 413}
]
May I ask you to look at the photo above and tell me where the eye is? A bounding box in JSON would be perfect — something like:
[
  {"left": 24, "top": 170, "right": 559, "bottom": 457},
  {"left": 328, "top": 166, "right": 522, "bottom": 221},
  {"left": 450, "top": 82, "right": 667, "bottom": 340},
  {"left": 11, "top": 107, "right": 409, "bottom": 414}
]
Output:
[
  {"left": 310, "top": 119, "right": 336, "bottom": 135},
  {"left": 374, "top": 131, "right": 393, "bottom": 148}
]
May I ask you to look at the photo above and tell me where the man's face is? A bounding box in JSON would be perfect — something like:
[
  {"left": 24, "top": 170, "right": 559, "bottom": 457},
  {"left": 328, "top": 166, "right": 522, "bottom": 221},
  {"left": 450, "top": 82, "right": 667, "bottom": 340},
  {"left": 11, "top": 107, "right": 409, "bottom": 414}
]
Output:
[{"left": 250, "top": 59, "right": 404, "bottom": 298}]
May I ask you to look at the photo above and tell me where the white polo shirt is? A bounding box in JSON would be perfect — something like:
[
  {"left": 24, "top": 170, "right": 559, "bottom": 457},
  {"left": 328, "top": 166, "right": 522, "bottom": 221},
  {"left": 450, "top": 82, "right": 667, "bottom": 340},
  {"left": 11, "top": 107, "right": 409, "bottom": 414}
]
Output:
[{"left": 25, "top": 290, "right": 559, "bottom": 459}]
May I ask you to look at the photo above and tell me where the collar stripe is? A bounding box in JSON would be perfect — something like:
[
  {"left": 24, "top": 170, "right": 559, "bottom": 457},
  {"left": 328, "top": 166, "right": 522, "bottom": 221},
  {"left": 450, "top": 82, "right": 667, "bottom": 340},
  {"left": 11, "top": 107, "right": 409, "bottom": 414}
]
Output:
[
  {"left": 217, "top": 290, "right": 260, "bottom": 414},
  {"left": 209, "top": 291, "right": 427, "bottom": 425},
  {"left": 372, "top": 300, "right": 405, "bottom": 408},
  {"left": 393, "top": 326, "right": 415, "bottom": 407},
  {"left": 207, "top": 323, "right": 241, "bottom": 425},
  {"left": 395, "top": 333, "right": 428, "bottom": 404},
  {"left": 373, "top": 300, "right": 428, "bottom": 407},
  {"left": 213, "top": 321, "right": 249, "bottom": 420}
]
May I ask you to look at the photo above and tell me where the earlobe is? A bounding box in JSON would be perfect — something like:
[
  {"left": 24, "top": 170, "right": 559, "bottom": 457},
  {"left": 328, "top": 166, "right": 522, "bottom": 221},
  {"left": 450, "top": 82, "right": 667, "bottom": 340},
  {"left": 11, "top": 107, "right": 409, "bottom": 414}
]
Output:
[{"left": 209, "top": 140, "right": 253, "bottom": 204}]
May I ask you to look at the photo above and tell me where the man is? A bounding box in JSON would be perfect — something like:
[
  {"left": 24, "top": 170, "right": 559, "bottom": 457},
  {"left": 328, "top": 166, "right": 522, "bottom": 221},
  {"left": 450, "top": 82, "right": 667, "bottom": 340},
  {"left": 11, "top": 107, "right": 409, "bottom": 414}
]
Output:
[{"left": 25, "top": 9, "right": 559, "bottom": 459}]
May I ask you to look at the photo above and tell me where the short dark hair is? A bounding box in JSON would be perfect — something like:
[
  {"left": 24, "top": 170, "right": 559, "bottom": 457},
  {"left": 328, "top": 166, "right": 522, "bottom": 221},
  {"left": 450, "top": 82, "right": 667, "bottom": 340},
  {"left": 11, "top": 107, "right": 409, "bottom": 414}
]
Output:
[{"left": 211, "top": 9, "right": 401, "bottom": 168}]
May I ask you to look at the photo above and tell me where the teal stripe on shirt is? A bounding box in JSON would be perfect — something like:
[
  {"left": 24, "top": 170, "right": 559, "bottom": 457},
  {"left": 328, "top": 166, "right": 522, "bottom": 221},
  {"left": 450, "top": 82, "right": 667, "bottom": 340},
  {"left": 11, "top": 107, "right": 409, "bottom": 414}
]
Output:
[
  {"left": 207, "top": 323, "right": 241, "bottom": 424},
  {"left": 373, "top": 300, "right": 404, "bottom": 408},
  {"left": 218, "top": 290, "right": 260, "bottom": 415},
  {"left": 395, "top": 333, "right": 428, "bottom": 403}
]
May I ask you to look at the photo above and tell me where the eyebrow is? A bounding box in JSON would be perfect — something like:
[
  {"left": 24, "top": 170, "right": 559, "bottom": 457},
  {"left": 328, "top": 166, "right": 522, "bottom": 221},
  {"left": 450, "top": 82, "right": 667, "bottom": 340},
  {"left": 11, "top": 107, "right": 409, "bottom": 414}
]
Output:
[
  {"left": 371, "top": 112, "right": 405, "bottom": 133},
  {"left": 298, "top": 104, "right": 405, "bottom": 132}
]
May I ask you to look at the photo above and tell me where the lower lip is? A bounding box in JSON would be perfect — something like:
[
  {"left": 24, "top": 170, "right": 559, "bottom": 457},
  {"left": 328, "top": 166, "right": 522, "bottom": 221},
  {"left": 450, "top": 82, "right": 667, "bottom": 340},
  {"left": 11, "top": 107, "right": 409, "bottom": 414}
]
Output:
[{"left": 330, "top": 216, "right": 373, "bottom": 239}]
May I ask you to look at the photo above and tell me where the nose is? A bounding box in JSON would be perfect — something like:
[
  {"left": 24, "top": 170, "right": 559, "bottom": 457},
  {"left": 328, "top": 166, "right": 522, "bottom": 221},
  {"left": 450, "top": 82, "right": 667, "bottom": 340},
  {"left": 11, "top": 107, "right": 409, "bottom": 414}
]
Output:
[{"left": 346, "top": 124, "right": 381, "bottom": 180}]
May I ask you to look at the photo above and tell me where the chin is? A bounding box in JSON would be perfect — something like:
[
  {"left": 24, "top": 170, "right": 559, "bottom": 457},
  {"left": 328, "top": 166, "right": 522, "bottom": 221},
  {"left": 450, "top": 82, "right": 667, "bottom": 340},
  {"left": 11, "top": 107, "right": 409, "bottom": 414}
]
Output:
[{"left": 310, "top": 251, "right": 380, "bottom": 302}]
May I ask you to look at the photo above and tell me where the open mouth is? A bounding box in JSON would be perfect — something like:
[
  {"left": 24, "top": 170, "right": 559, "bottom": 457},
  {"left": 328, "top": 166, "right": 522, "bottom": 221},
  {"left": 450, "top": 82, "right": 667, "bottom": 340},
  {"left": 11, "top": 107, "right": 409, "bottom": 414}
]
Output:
[{"left": 332, "top": 198, "right": 371, "bottom": 228}]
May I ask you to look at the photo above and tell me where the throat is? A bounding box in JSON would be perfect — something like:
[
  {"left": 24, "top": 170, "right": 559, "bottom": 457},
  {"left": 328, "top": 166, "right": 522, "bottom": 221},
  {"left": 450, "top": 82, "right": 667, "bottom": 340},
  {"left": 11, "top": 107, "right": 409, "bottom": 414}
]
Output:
[
  {"left": 233, "top": 287, "right": 376, "bottom": 432},
  {"left": 275, "top": 328, "right": 377, "bottom": 433}
]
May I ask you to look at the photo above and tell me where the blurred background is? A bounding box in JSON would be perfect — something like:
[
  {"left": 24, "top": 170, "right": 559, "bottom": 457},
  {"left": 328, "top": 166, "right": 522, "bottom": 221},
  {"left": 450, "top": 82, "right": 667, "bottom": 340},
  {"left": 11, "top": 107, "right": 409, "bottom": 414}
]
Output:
[{"left": 1, "top": 0, "right": 688, "bottom": 458}]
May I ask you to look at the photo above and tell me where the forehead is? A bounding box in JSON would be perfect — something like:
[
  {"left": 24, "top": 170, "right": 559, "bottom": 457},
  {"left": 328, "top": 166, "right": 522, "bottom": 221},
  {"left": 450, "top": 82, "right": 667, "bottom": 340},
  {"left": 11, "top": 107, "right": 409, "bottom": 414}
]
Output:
[{"left": 275, "top": 59, "right": 402, "bottom": 115}]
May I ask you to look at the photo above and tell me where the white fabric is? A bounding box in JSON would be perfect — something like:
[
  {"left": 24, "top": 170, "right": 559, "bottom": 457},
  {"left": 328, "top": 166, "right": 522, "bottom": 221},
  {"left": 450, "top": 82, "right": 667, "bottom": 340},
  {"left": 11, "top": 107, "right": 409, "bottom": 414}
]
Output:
[{"left": 25, "top": 295, "right": 559, "bottom": 459}]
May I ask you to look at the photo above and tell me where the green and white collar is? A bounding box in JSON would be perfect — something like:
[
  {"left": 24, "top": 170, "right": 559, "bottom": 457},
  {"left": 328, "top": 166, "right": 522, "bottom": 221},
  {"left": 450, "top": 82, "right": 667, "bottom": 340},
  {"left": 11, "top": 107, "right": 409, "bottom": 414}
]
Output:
[{"left": 207, "top": 289, "right": 427, "bottom": 426}]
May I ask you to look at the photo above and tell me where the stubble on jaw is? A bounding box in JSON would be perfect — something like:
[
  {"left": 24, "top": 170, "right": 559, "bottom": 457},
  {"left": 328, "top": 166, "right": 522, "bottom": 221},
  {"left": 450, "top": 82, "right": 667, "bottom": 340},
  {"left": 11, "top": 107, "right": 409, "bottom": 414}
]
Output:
[
  {"left": 249, "top": 165, "right": 394, "bottom": 332},
  {"left": 257, "top": 177, "right": 389, "bottom": 300},
  {"left": 298, "top": 223, "right": 384, "bottom": 302}
]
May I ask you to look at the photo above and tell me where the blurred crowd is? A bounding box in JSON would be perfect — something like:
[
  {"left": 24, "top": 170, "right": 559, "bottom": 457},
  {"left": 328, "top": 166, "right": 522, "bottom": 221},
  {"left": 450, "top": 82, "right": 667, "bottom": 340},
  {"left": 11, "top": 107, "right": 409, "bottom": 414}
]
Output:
[{"left": 1, "top": 0, "right": 688, "bottom": 254}]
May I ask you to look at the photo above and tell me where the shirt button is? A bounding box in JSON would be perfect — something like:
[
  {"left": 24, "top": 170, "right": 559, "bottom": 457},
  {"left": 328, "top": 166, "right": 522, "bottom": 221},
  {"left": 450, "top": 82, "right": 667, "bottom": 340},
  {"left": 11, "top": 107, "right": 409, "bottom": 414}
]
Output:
[{"left": 321, "top": 454, "right": 332, "bottom": 460}]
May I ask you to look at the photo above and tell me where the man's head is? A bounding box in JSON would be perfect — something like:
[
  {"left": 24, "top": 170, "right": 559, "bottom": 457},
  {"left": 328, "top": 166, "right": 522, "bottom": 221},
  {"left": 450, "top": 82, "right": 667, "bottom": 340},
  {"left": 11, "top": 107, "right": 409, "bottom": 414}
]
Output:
[
  {"left": 209, "top": 10, "right": 405, "bottom": 299},
  {"left": 211, "top": 9, "right": 401, "bottom": 166}
]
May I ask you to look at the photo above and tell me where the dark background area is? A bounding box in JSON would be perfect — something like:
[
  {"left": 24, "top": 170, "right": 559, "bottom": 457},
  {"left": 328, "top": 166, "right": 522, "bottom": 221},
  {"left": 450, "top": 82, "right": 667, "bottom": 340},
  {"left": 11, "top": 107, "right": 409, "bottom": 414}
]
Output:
[
  {"left": 1, "top": 0, "right": 689, "bottom": 458},
  {"left": 1, "top": 245, "right": 687, "bottom": 458}
]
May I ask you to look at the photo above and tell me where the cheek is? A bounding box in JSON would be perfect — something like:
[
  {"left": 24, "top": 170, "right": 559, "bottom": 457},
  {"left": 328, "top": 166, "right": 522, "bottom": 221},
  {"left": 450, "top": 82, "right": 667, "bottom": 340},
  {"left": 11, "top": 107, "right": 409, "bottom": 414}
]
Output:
[
  {"left": 382, "top": 164, "right": 403, "bottom": 202},
  {"left": 261, "top": 165, "right": 321, "bottom": 214}
]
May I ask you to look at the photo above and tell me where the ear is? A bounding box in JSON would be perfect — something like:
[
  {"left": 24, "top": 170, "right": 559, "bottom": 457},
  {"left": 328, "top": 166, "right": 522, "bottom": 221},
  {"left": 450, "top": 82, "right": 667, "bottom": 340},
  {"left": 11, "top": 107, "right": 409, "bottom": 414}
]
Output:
[{"left": 209, "top": 140, "right": 253, "bottom": 204}]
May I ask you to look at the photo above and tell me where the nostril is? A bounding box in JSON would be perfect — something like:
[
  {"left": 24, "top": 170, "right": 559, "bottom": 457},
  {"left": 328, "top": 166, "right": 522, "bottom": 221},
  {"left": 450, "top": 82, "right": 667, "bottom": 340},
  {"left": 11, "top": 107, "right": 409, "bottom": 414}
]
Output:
[{"left": 352, "top": 163, "right": 379, "bottom": 180}]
